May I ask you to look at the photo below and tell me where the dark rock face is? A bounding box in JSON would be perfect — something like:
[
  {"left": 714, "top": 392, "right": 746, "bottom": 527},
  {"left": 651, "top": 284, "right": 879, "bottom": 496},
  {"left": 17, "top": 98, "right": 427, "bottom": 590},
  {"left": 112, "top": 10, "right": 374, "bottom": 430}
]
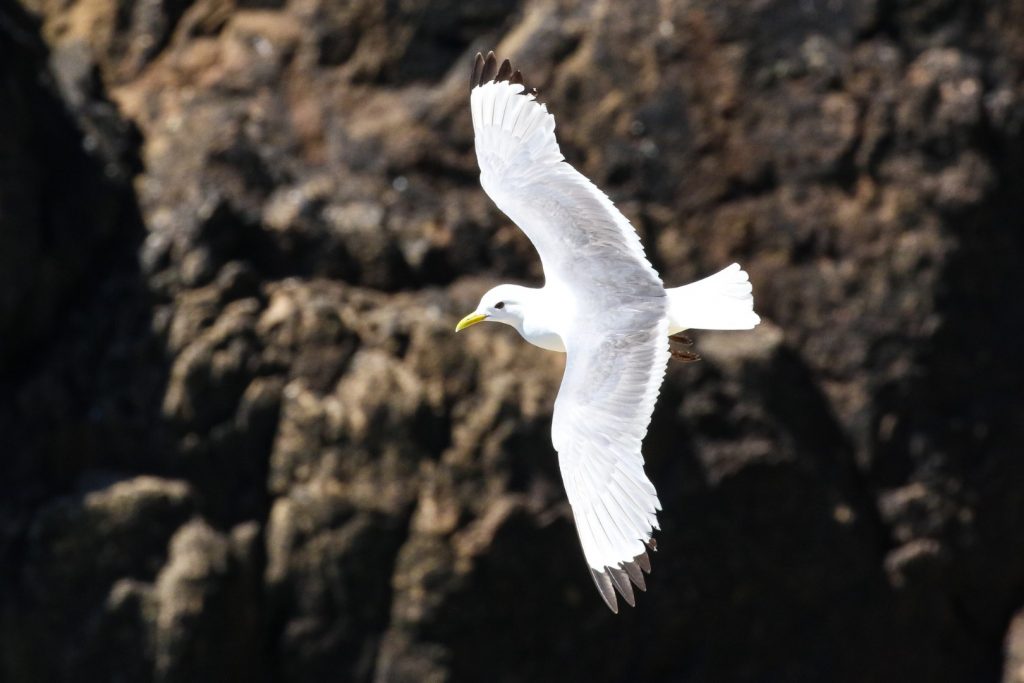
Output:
[{"left": 2, "top": 0, "right": 1023, "bottom": 681}]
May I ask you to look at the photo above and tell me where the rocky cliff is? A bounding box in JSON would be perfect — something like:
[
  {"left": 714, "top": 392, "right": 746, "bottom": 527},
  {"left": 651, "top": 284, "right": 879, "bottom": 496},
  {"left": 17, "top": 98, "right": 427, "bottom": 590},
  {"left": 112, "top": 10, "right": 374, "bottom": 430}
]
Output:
[{"left": 2, "top": 0, "right": 1024, "bottom": 681}]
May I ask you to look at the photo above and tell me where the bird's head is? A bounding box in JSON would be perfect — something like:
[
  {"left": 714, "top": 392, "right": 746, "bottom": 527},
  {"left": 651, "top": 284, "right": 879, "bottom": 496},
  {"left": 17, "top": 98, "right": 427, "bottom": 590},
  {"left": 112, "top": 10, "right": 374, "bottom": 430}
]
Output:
[{"left": 455, "top": 284, "right": 531, "bottom": 332}]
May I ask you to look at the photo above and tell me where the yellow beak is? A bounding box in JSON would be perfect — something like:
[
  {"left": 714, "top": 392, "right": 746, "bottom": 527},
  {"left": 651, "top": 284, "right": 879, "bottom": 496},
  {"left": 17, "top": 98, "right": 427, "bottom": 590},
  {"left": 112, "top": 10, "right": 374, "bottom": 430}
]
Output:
[{"left": 455, "top": 312, "right": 488, "bottom": 332}]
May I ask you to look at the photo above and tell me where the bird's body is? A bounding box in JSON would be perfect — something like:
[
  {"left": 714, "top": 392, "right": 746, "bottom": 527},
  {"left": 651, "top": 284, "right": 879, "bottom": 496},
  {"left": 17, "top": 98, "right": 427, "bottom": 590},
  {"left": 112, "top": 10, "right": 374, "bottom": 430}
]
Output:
[
  {"left": 456, "top": 53, "right": 760, "bottom": 612},
  {"left": 477, "top": 266, "right": 761, "bottom": 353}
]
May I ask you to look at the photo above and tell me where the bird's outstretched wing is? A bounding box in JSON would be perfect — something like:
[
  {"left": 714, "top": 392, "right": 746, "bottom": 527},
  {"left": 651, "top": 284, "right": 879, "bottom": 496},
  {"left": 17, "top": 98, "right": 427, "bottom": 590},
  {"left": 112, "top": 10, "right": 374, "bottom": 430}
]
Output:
[{"left": 470, "top": 52, "right": 669, "bottom": 612}]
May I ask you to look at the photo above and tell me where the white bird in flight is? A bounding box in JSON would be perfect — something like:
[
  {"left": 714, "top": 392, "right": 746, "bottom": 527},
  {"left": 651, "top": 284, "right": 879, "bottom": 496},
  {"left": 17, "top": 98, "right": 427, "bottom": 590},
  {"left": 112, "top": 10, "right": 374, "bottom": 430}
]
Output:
[{"left": 456, "top": 52, "right": 761, "bottom": 612}]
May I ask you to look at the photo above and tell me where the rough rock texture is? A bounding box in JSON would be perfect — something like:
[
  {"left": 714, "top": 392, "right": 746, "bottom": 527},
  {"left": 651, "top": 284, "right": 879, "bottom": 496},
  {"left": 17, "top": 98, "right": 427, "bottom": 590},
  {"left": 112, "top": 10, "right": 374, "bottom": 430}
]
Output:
[{"left": 2, "top": 0, "right": 1024, "bottom": 681}]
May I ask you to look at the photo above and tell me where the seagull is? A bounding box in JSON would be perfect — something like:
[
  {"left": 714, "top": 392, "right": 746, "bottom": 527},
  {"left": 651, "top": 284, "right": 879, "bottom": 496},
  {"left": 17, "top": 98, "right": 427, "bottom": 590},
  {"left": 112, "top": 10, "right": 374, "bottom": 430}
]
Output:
[{"left": 455, "top": 52, "right": 761, "bottom": 612}]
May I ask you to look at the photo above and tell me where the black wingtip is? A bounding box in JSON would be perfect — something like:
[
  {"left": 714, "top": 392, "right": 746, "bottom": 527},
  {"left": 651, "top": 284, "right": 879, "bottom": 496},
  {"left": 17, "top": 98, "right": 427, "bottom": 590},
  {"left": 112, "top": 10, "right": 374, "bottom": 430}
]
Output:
[
  {"left": 496, "top": 58, "right": 513, "bottom": 82},
  {"left": 481, "top": 51, "right": 498, "bottom": 83},
  {"left": 590, "top": 568, "right": 619, "bottom": 613},
  {"left": 472, "top": 52, "right": 484, "bottom": 88},
  {"left": 590, "top": 549, "right": 656, "bottom": 612},
  {"left": 623, "top": 560, "right": 647, "bottom": 591},
  {"left": 636, "top": 551, "right": 652, "bottom": 574},
  {"left": 608, "top": 567, "right": 636, "bottom": 607},
  {"left": 470, "top": 53, "right": 538, "bottom": 96}
]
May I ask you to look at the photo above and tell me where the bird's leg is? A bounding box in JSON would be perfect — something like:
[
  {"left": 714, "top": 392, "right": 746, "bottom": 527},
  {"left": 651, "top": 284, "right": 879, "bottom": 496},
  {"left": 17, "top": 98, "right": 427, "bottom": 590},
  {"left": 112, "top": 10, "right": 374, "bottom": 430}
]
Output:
[{"left": 669, "top": 333, "right": 700, "bottom": 362}]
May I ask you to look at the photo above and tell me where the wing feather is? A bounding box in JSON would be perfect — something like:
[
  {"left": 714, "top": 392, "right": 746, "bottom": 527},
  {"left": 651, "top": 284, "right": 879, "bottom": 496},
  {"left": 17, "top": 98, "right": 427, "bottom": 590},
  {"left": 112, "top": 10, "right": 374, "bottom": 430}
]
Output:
[{"left": 470, "top": 54, "right": 668, "bottom": 611}]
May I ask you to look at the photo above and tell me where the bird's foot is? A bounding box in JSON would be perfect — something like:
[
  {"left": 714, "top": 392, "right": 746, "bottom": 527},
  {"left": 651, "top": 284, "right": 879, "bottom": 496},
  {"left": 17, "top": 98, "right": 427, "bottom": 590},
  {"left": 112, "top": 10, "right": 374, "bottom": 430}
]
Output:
[
  {"left": 669, "top": 333, "right": 700, "bottom": 362},
  {"left": 670, "top": 348, "right": 701, "bottom": 363}
]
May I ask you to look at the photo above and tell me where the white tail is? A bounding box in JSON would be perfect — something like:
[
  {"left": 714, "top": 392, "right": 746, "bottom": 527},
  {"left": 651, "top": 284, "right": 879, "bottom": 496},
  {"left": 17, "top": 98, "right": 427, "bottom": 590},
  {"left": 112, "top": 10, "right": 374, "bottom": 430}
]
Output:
[{"left": 667, "top": 263, "right": 761, "bottom": 333}]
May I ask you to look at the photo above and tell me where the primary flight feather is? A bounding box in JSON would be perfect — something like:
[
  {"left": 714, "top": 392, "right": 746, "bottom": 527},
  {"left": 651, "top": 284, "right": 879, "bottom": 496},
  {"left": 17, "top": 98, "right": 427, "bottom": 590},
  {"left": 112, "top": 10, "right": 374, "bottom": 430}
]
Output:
[{"left": 456, "top": 52, "right": 761, "bottom": 612}]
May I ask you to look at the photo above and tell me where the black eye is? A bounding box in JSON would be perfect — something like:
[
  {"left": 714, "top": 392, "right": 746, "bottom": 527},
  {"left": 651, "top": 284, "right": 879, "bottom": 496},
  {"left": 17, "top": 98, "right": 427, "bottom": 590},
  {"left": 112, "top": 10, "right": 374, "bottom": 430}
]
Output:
[{"left": 495, "top": 301, "right": 505, "bottom": 309}]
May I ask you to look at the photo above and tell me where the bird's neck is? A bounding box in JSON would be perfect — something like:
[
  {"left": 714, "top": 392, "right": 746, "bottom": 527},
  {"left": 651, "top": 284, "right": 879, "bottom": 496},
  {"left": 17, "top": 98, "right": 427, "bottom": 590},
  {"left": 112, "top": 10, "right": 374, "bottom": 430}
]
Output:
[{"left": 517, "top": 285, "right": 568, "bottom": 353}]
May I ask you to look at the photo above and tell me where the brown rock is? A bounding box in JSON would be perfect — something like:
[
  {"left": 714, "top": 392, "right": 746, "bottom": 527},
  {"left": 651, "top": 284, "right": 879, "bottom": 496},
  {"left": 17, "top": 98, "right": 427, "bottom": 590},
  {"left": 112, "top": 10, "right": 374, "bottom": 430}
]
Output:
[{"left": 4, "top": 0, "right": 1024, "bottom": 681}]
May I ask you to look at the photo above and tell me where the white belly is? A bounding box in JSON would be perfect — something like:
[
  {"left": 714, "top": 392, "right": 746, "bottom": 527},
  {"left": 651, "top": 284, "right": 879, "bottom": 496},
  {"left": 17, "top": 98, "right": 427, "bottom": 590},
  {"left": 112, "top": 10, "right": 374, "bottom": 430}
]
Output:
[
  {"left": 521, "top": 324, "right": 565, "bottom": 352},
  {"left": 514, "top": 287, "right": 569, "bottom": 352}
]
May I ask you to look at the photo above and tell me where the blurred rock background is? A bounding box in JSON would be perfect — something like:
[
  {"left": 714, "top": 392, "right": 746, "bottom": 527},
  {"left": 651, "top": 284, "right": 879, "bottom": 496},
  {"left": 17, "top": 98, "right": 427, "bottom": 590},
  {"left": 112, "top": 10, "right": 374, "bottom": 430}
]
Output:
[{"left": 2, "top": 0, "right": 1024, "bottom": 681}]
